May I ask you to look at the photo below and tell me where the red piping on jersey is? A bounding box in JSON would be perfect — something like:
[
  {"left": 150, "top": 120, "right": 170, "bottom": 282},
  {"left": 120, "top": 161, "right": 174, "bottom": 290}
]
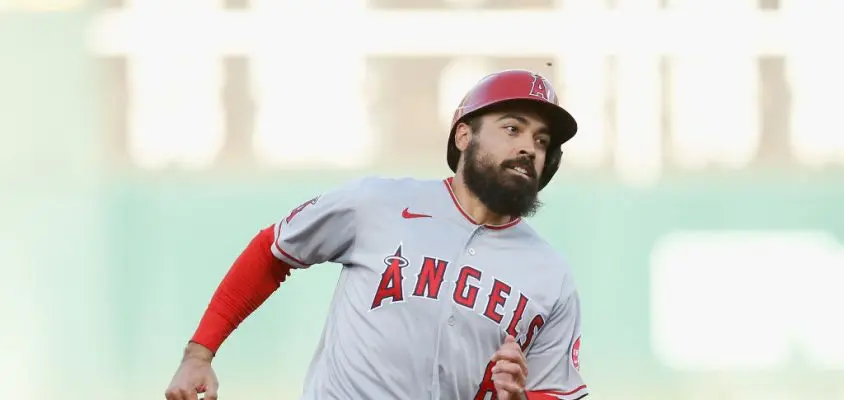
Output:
[
  {"left": 273, "top": 221, "right": 310, "bottom": 267},
  {"left": 190, "top": 225, "right": 291, "bottom": 354},
  {"left": 443, "top": 177, "right": 521, "bottom": 230},
  {"left": 525, "top": 385, "right": 589, "bottom": 399},
  {"left": 273, "top": 242, "right": 309, "bottom": 267}
]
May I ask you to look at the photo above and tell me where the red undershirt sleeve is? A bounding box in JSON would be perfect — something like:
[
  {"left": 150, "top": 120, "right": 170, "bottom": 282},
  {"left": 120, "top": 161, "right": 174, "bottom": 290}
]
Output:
[{"left": 189, "top": 225, "right": 291, "bottom": 354}]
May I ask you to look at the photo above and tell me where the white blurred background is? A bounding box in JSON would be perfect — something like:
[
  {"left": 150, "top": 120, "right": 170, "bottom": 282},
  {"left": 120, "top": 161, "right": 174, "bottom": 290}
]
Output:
[{"left": 1, "top": 0, "right": 842, "bottom": 399}]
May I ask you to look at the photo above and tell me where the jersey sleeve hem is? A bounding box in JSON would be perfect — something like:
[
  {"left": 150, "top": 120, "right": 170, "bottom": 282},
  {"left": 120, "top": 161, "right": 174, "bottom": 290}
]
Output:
[{"left": 270, "top": 223, "right": 311, "bottom": 269}]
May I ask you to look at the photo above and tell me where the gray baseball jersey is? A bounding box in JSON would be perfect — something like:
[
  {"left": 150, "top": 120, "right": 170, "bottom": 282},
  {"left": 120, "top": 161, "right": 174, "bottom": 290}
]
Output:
[{"left": 270, "top": 176, "right": 588, "bottom": 400}]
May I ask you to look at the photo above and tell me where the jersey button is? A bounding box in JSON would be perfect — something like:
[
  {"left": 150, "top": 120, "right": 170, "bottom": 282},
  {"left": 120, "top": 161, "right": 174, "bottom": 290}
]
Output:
[
  {"left": 468, "top": 248, "right": 475, "bottom": 256},
  {"left": 447, "top": 315, "right": 456, "bottom": 326}
]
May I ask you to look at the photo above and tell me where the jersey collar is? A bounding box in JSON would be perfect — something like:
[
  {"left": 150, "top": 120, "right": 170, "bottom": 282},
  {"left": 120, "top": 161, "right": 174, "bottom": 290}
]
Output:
[{"left": 443, "top": 177, "right": 521, "bottom": 230}]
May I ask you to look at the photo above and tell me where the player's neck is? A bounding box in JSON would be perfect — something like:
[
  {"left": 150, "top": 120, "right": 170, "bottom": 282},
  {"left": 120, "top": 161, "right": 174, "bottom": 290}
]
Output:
[{"left": 449, "top": 174, "right": 514, "bottom": 226}]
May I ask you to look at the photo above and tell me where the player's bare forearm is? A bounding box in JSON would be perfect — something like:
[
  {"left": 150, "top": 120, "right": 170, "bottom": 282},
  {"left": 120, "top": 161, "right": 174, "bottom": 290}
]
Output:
[{"left": 183, "top": 342, "right": 214, "bottom": 363}]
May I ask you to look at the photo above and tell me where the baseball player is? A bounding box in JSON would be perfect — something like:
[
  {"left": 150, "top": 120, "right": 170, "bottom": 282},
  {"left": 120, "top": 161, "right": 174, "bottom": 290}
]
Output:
[{"left": 164, "top": 69, "right": 588, "bottom": 400}]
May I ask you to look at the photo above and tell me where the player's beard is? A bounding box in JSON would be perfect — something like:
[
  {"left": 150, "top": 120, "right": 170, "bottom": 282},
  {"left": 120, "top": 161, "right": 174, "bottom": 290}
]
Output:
[{"left": 462, "top": 139, "right": 542, "bottom": 219}]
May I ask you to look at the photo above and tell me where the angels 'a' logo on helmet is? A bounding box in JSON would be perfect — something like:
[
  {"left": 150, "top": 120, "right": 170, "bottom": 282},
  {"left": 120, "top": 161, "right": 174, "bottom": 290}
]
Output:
[{"left": 529, "top": 74, "right": 556, "bottom": 103}]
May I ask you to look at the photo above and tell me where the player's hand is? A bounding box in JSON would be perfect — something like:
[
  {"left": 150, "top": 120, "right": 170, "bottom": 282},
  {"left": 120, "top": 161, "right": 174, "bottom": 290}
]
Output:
[
  {"left": 490, "top": 335, "right": 528, "bottom": 400},
  {"left": 165, "top": 343, "right": 219, "bottom": 400}
]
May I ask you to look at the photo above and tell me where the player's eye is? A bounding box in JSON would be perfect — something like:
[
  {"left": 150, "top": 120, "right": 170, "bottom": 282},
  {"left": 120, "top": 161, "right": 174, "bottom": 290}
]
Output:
[
  {"left": 504, "top": 125, "right": 519, "bottom": 134},
  {"left": 535, "top": 136, "right": 550, "bottom": 149}
]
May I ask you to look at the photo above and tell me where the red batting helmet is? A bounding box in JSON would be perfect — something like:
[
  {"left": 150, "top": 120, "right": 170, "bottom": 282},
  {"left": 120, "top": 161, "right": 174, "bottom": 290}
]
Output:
[{"left": 446, "top": 69, "right": 578, "bottom": 190}]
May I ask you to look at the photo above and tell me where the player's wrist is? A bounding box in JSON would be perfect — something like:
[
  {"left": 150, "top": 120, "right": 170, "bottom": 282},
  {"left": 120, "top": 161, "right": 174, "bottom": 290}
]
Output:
[{"left": 183, "top": 341, "right": 215, "bottom": 363}]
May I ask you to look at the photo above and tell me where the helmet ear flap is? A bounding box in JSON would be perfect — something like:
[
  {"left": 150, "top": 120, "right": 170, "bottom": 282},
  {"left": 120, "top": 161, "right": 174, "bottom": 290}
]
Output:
[{"left": 539, "top": 146, "right": 563, "bottom": 190}]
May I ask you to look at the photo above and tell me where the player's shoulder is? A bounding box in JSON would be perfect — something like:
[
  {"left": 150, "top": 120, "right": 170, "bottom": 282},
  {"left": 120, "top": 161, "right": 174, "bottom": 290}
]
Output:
[
  {"left": 511, "top": 221, "right": 565, "bottom": 259},
  {"left": 513, "top": 221, "right": 580, "bottom": 298}
]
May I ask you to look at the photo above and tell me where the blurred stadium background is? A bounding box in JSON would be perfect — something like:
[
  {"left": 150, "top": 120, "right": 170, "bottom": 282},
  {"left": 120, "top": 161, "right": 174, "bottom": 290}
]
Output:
[{"left": 1, "top": 0, "right": 843, "bottom": 399}]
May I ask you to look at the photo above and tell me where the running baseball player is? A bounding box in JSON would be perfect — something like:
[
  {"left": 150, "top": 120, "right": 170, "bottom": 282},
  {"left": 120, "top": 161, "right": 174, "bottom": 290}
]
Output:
[{"left": 165, "top": 69, "right": 588, "bottom": 400}]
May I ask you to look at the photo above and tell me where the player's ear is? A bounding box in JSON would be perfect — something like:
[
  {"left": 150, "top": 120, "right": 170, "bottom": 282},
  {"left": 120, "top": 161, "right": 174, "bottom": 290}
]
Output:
[{"left": 454, "top": 122, "right": 472, "bottom": 153}]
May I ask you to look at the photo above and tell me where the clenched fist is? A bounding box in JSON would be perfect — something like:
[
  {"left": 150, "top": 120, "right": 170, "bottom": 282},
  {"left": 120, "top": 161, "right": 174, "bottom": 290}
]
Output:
[
  {"left": 490, "top": 335, "right": 528, "bottom": 400},
  {"left": 165, "top": 343, "right": 219, "bottom": 400}
]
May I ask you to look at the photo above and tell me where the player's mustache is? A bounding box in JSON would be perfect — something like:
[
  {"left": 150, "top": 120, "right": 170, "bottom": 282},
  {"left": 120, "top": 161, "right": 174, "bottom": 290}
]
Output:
[{"left": 501, "top": 157, "right": 536, "bottom": 178}]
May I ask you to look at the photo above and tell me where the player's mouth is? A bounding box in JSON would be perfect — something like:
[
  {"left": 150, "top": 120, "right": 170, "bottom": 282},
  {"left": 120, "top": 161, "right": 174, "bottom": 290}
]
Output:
[
  {"left": 507, "top": 166, "right": 532, "bottom": 178},
  {"left": 502, "top": 159, "right": 536, "bottom": 180}
]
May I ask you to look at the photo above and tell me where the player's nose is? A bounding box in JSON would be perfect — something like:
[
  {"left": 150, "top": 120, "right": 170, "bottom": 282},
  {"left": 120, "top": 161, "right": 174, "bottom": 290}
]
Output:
[
  {"left": 514, "top": 139, "right": 536, "bottom": 160},
  {"left": 509, "top": 134, "right": 532, "bottom": 153}
]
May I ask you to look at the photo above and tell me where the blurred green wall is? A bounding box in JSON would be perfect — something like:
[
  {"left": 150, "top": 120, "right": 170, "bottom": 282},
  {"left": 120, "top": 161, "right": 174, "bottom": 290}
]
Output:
[{"left": 102, "top": 174, "right": 843, "bottom": 399}]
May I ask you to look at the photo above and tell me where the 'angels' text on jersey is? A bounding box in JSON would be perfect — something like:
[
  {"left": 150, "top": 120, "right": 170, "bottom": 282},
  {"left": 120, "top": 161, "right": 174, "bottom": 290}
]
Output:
[{"left": 370, "top": 245, "right": 547, "bottom": 353}]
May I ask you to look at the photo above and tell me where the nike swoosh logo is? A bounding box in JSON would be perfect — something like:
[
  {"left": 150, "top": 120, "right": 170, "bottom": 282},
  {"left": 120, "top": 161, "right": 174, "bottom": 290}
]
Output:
[{"left": 402, "top": 207, "right": 432, "bottom": 219}]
